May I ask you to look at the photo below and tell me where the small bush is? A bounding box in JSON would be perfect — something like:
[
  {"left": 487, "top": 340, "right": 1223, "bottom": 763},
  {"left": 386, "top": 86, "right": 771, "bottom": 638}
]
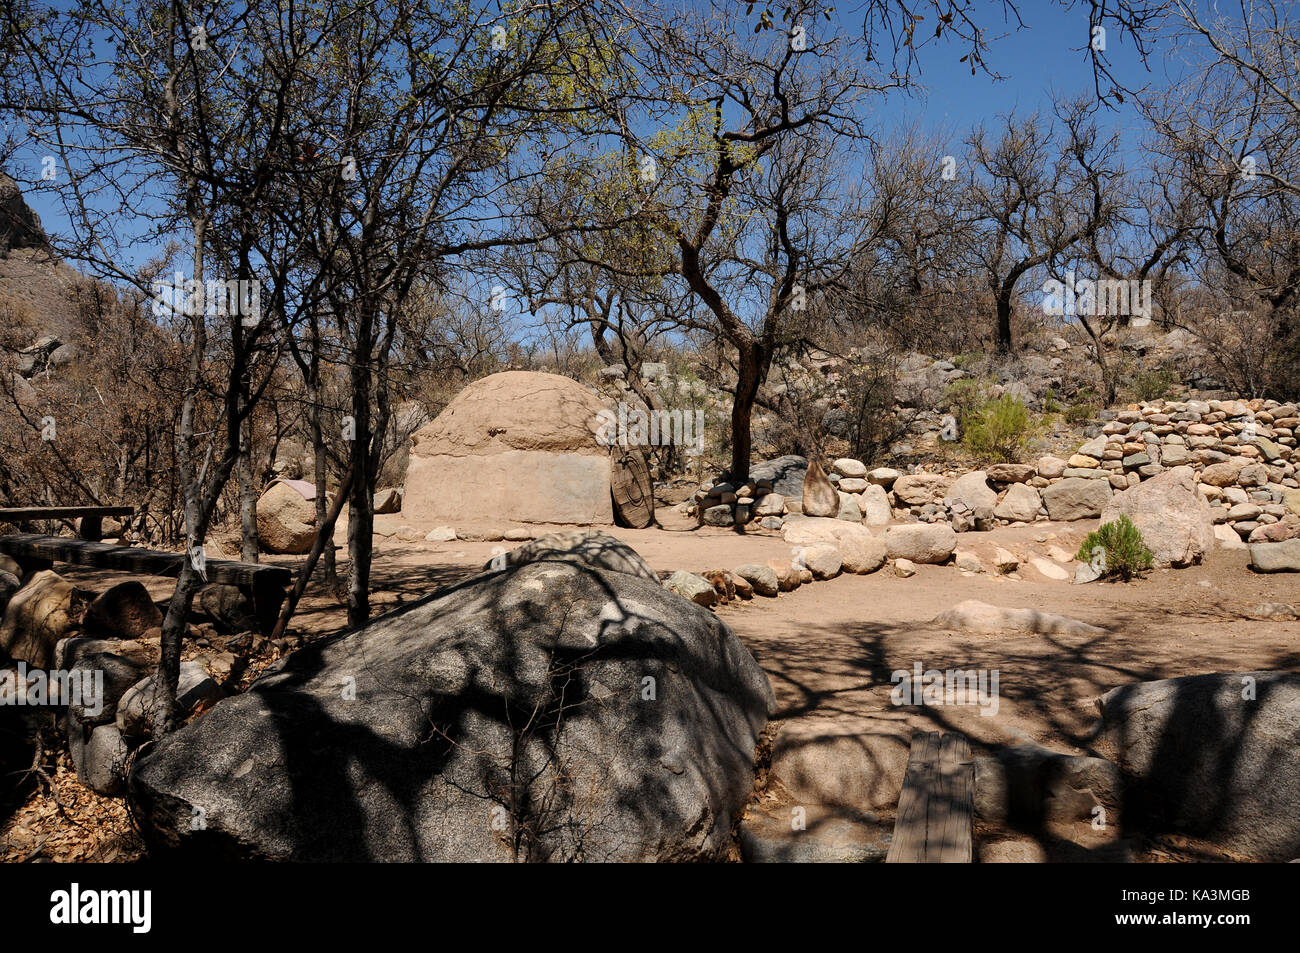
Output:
[
  {"left": 1075, "top": 514, "right": 1154, "bottom": 581},
  {"left": 943, "top": 377, "right": 985, "bottom": 421},
  {"left": 961, "top": 393, "right": 1036, "bottom": 462},
  {"left": 1131, "top": 367, "right": 1178, "bottom": 402},
  {"left": 1063, "top": 386, "right": 1100, "bottom": 425}
]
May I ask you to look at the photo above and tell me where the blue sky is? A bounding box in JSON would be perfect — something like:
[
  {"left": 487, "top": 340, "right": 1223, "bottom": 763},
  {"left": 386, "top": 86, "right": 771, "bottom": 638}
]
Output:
[{"left": 12, "top": 0, "right": 1187, "bottom": 262}]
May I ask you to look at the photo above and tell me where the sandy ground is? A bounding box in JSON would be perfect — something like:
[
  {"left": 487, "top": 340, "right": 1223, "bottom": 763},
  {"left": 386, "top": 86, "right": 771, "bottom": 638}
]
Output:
[{"left": 8, "top": 505, "right": 1297, "bottom": 862}]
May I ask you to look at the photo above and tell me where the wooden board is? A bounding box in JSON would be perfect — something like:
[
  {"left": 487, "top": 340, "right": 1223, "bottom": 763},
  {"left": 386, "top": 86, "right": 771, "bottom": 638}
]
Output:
[
  {"left": 0, "top": 534, "right": 289, "bottom": 588},
  {"left": 610, "top": 447, "right": 655, "bottom": 529},
  {"left": 0, "top": 506, "right": 135, "bottom": 521},
  {"left": 885, "top": 731, "right": 973, "bottom": 863}
]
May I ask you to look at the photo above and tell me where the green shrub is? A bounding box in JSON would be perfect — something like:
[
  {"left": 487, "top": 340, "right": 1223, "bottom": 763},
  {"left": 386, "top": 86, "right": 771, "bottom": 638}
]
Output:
[
  {"left": 961, "top": 393, "right": 1036, "bottom": 462},
  {"left": 1063, "top": 387, "right": 1100, "bottom": 425},
  {"left": 1131, "top": 367, "right": 1178, "bottom": 402},
  {"left": 943, "top": 377, "right": 985, "bottom": 421},
  {"left": 1075, "top": 514, "right": 1154, "bottom": 581}
]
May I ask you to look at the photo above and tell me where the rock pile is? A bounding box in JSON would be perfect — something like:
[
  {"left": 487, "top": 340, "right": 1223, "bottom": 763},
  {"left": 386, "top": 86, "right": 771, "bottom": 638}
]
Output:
[{"left": 682, "top": 398, "right": 1298, "bottom": 571}]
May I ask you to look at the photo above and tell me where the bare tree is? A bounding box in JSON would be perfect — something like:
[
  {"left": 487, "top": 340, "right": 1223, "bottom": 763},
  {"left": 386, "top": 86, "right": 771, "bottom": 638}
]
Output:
[{"left": 964, "top": 98, "right": 1121, "bottom": 353}]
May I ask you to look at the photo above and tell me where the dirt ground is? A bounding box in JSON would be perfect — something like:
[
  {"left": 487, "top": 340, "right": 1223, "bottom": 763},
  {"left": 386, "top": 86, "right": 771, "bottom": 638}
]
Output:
[{"left": 4, "top": 504, "right": 1296, "bottom": 862}]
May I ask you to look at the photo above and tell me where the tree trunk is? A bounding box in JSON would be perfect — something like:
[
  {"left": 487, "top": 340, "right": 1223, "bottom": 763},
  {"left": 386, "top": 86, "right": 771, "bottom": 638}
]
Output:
[
  {"left": 995, "top": 295, "right": 1014, "bottom": 353},
  {"left": 729, "top": 344, "right": 765, "bottom": 481},
  {"left": 238, "top": 412, "right": 258, "bottom": 562},
  {"left": 346, "top": 316, "right": 374, "bottom": 629}
]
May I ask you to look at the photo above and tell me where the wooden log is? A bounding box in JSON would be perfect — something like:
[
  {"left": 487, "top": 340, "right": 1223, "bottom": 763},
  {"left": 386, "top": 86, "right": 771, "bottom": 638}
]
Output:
[{"left": 611, "top": 447, "right": 655, "bottom": 529}]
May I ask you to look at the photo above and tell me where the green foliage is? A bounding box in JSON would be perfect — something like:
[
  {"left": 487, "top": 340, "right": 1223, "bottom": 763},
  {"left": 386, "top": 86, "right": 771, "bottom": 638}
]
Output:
[
  {"left": 960, "top": 393, "right": 1036, "bottom": 462},
  {"left": 1075, "top": 515, "right": 1154, "bottom": 581},
  {"left": 1131, "top": 367, "right": 1178, "bottom": 402},
  {"left": 943, "top": 377, "right": 986, "bottom": 424},
  {"left": 1064, "top": 387, "right": 1100, "bottom": 425}
]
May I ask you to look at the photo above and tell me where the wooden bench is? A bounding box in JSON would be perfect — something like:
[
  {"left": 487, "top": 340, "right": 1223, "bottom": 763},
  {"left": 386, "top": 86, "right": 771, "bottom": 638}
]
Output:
[
  {"left": 0, "top": 506, "right": 135, "bottom": 542},
  {"left": 0, "top": 533, "right": 291, "bottom": 636},
  {"left": 885, "top": 731, "right": 974, "bottom": 863}
]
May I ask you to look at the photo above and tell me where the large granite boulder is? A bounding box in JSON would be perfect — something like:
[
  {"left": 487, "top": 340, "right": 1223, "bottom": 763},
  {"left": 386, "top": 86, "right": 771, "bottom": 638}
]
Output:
[
  {"left": 749, "top": 455, "right": 808, "bottom": 498},
  {"left": 405, "top": 371, "right": 615, "bottom": 525},
  {"left": 1098, "top": 672, "right": 1300, "bottom": 861},
  {"left": 130, "top": 545, "right": 774, "bottom": 861},
  {"left": 256, "top": 481, "right": 317, "bottom": 554},
  {"left": 948, "top": 471, "right": 997, "bottom": 511},
  {"left": 487, "top": 529, "right": 658, "bottom": 581},
  {"left": 884, "top": 523, "right": 956, "bottom": 564},
  {"left": 83, "top": 581, "right": 163, "bottom": 640},
  {"left": 1098, "top": 466, "right": 1213, "bottom": 568},
  {"left": 994, "top": 483, "right": 1042, "bottom": 522}
]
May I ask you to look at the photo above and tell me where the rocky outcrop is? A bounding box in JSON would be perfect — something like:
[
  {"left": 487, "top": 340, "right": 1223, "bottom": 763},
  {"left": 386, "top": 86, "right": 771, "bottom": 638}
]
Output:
[
  {"left": 1098, "top": 671, "right": 1300, "bottom": 861},
  {"left": 130, "top": 549, "right": 774, "bottom": 861}
]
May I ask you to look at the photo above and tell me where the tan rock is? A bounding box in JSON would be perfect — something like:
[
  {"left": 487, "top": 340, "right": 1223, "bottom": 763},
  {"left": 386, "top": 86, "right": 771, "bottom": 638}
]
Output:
[
  {"left": 800, "top": 460, "right": 840, "bottom": 518},
  {"left": 257, "top": 481, "right": 317, "bottom": 554}
]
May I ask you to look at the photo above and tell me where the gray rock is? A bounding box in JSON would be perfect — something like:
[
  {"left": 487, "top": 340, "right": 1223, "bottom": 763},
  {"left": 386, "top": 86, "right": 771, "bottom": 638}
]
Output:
[
  {"left": 130, "top": 558, "right": 774, "bottom": 861},
  {"left": 195, "top": 584, "right": 258, "bottom": 635},
  {"left": 883, "top": 523, "right": 956, "bottom": 564},
  {"left": 974, "top": 745, "right": 1122, "bottom": 825},
  {"left": 68, "top": 721, "right": 131, "bottom": 796},
  {"left": 948, "top": 471, "right": 997, "bottom": 511},
  {"left": 985, "top": 463, "right": 1035, "bottom": 483},
  {"left": 1249, "top": 539, "right": 1300, "bottom": 572},
  {"left": 801, "top": 543, "right": 842, "bottom": 580},
  {"left": 1099, "top": 466, "right": 1213, "bottom": 568},
  {"left": 733, "top": 564, "right": 779, "bottom": 597},
  {"left": 740, "top": 809, "right": 889, "bottom": 863},
  {"left": 933, "top": 600, "right": 1105, "bottom": 636},
  {"left": 67, "top": 652, "right": 145, "bottom": 726},
  {"left": 116, "top": 661, "right": 223, "bottom": 738},
  {"left": 490, "top": 529, "right": 658, "bottom": 581},
  {"left": 748, "top": 455, "right": 808, "bottom": 498},
  {"left": 994, "top": 483, "right": 1041, "bottom": 522},
  {"left": 835, "top": 492, "right": 862, "bottom": 523},
  {"left": 1098, "top": 671, "right": 1300, "bottom": 860},
  {"left": 702, "top": 504, "right": 734, "bottom": 526},
  {"left": 1041, "top": 478, "right": 1112, "bottom": 520},
  {"left": 892, "top": 473, "right": 949, "bottom": 505},
  {"left": 665, "top": 570, "right": 718, "bottom": 607},
  {"left": 858, "top": 484, "right": 893, "bottom": 525}
]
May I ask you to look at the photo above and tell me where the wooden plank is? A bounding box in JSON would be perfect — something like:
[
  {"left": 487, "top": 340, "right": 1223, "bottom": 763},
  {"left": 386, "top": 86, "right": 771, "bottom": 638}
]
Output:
[
  {"left": 0, "top": 506, "right": 134, "bottom": 520},
  {"left": 927, "top": 733, "right": 973, "bottom": 863},
  {"left": 0, "top": 533, "right": 290, "bottom": 588},
  {"left": 886, "top": 731, "right": 940, "bottom": 863},
  {"left": 885, "top": 730, "right": 973, "bottom": 864}
]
